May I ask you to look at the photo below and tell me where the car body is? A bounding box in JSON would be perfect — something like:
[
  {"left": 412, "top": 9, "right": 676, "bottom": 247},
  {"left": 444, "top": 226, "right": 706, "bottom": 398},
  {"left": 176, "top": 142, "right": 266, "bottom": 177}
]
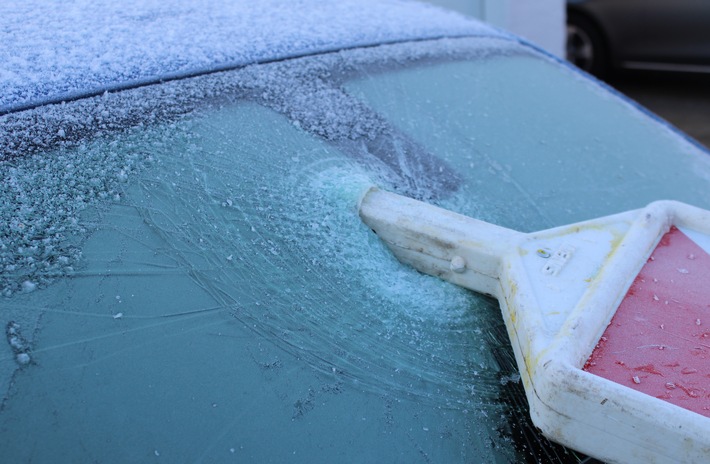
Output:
[
  {"left": 567, "top": 0, "right": 710, "bottom": 76},
  {"left": 1, "top": 1, "right": 709, "bottom": 463}
]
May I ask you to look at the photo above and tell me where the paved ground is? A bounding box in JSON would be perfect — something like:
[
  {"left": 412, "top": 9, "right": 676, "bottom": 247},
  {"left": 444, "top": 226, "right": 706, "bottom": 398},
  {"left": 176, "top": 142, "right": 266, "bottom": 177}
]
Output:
[{"left": 608, "top": 72, "right": 710, "bottom": 150}]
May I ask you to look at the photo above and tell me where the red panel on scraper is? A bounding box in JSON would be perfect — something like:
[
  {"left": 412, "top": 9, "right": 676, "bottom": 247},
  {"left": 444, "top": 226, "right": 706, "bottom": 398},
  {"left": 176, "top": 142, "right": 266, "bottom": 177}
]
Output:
[{"left": 584, "top": 227, "right": 710, "bottom": 417}]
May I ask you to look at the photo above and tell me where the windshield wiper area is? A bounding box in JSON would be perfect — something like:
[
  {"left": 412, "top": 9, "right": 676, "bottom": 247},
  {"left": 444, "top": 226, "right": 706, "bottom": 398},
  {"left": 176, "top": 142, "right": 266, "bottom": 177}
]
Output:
[
  {"left": 241, "top": 60, "right": 461, "bottom": 201},
  {"left": 335, "top": 132, "right": 460, "bottom": 201}
]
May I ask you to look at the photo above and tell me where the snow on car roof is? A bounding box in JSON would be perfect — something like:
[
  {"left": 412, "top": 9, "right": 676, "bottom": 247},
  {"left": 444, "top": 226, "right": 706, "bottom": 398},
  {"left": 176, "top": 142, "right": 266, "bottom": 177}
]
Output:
[{"left": 0, "top": 0, "right": 505, "bottom": 113}]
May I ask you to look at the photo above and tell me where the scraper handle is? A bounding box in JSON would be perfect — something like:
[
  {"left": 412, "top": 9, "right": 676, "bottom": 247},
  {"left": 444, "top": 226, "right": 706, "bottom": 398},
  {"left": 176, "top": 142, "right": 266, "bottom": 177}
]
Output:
[{"left": 358, "top": 188, "right": 521, "bottom": 297}]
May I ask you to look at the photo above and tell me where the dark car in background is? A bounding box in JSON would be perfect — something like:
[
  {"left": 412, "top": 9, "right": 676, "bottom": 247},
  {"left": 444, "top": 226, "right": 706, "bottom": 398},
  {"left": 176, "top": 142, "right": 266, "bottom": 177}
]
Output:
[{"left": 567, "top": 0, "right": 710, "bottom": 77}]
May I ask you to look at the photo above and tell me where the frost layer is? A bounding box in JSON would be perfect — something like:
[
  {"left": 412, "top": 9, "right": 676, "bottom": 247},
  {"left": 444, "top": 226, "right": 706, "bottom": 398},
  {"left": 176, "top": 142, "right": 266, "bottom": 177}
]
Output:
[{"left": 0, "top": 0, "right": 504, "bottom": 112}]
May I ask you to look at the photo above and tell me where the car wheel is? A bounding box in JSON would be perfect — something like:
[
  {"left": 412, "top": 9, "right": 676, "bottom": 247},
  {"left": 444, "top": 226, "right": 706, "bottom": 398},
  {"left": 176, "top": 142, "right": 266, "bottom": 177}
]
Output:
[{"left": 566, "top": 12, "right": 608, "bottom": 78}]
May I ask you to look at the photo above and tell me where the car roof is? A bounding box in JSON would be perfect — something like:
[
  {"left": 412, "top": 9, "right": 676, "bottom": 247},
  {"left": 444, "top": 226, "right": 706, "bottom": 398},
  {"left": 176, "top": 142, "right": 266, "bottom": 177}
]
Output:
[{"left": 0, "top": 0, "right": 507, "bottom": 114}]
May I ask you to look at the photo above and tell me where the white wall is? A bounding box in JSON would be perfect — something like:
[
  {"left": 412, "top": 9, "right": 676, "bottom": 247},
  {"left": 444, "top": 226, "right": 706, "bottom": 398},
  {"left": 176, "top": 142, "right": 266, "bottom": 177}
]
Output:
[
  {"left": 424, "top": 0, "right": 565, "bottom": 57},
  {"left": 425, "top": 0, "right": 483, "bottom": 16}
]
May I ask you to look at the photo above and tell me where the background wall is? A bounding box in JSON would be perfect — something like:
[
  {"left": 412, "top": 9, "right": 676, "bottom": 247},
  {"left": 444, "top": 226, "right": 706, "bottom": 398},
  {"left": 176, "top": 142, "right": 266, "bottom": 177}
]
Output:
[{"left": 425, "top": 0, "right": 565, "bottom": 57}]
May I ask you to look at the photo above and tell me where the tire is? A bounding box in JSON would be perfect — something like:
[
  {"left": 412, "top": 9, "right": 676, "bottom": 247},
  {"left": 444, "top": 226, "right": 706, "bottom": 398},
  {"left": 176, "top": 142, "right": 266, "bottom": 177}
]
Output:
[{"left": 566, "top": 11, "right": 608, "bottom": 78}]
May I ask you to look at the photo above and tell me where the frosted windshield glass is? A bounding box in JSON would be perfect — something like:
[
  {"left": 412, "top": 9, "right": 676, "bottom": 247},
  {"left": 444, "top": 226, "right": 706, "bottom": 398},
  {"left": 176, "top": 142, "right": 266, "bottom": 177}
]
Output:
[
  {"left": 345, "top": 55, "right": 710, "bottom": 231},
  {"left": 0, "top": 101, "right": 524, "bottom": 462}
]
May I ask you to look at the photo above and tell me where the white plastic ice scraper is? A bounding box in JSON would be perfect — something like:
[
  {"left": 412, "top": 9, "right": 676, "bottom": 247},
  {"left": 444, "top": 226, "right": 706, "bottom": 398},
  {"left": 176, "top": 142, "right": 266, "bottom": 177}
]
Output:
[{"left": 359, "top": 187, "right": 710, "bottom": 464}]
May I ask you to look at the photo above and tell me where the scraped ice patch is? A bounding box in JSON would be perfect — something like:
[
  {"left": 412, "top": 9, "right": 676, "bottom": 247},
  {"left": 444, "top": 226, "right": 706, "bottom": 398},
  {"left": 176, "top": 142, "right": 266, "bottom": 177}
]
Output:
[
  {"left": 282, "top": 164, "right": 473, "bottom": 324},
  {"left": 259, "top": 161, "right": 494, "bottom": 406}
]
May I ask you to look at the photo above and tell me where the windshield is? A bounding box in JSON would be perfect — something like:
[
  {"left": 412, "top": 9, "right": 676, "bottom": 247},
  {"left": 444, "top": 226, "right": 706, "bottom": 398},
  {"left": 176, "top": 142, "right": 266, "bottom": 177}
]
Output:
[{"left": 2, "top": 37, "right": 709, "bottom": 463}]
